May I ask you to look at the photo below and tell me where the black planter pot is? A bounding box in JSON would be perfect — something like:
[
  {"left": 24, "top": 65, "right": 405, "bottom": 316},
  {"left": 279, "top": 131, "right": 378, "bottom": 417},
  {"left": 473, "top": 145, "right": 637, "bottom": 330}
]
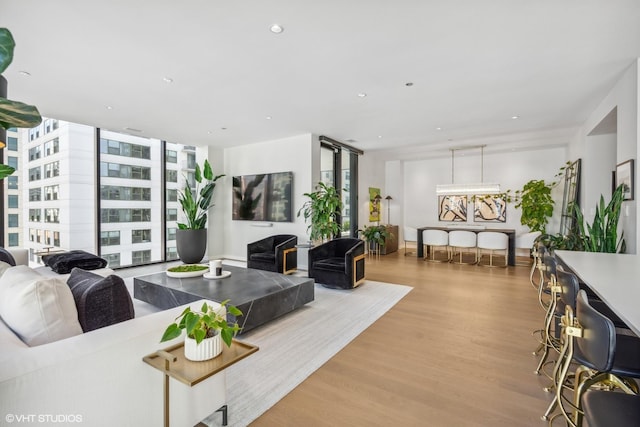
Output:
[{"left": 176, "top": 229, "right": 208, "bottom": 264}]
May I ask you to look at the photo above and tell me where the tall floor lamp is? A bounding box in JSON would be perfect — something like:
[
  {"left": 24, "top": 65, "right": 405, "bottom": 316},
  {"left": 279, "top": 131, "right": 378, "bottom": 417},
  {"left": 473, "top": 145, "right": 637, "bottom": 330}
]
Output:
[{"left": 385, "top": 195, "right": 393, "bottom": 225}]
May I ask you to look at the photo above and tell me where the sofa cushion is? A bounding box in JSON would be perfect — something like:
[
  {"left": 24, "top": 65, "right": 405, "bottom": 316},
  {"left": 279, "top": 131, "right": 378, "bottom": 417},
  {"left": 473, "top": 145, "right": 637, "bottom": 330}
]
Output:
[
  {"left": 67, "top": 268, "right": 134, "bottom": 332},
  {"left": 0, "top": 247, "right": 16, "bottom": 267},
  {"left": 313, "top": 257, "right": 346, "bottom": 271},
  {"left": 42, "top": 250, "right": 108, "bottom": 274},
  {"left": 0, "top": 265, "right": 83, "bottom": 346},
  {"left": 0, "top": 261, "right": 11, "bottom": 279},
  {"left": 250, "top": 252, "right": 276, "bottom": 262}
]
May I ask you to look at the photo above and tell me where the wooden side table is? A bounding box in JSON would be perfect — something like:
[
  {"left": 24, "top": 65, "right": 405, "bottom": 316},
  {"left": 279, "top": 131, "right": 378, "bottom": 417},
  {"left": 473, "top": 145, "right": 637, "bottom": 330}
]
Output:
[{"left": 143, "top": 339, "right": 259, "bottom": 427}]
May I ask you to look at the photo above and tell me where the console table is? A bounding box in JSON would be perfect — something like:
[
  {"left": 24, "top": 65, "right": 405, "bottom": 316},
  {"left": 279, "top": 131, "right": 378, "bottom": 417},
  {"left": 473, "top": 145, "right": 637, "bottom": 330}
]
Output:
[
  {"left": 366, "top": 225, "right": 399, "bottom": 255},
  {"left": 555, "top": 251, "right": 640, "bottom": 336},
  {"left": 416, "top": 226, "right": 516, "bottom": 266}
]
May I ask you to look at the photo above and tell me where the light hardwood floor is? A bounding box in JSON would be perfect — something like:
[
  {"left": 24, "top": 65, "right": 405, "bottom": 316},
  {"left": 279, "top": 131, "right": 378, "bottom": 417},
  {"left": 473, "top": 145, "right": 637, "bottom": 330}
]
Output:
[{"left": 252, "top": 250, "right": 554, "bottom": 426}]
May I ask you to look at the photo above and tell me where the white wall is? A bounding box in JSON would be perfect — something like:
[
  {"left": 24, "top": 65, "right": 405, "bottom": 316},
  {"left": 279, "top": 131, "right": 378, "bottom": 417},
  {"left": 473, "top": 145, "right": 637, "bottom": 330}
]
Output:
[
  {"left": 573, "top": 59, "right": 639, "bottom": 253},
  {"left": 582, "top": 134, "right": 617, "bottom": 224},
  {"left": 366, "top": 146, "right": 568, "bottom": 243},
  {"left": 214, "top": 134, "right": 315, "bottom": 260},
  {"left": 357, "top": 153, "right": 386, "bottom": 234}
]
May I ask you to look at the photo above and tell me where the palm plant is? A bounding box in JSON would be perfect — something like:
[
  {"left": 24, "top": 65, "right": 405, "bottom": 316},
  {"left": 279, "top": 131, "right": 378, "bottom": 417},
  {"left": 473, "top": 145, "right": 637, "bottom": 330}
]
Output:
[
  {"left": 178, "top": 159, "right": 224, "bottom": 229},
  {"left": 574, "top": 184, "right": 625, "bottom": 253},
  {"left": 1, "top": 28, "right": 43, "bottom": 179}
]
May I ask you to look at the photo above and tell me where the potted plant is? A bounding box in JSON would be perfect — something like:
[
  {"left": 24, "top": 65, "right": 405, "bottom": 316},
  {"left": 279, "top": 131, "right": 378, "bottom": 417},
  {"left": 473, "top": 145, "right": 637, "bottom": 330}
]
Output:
[
  {"left": 573, "top": 184, "right": 625, "bottom": 253},
  {"left": 297, "top": 182, "right": 343, "bottom": 243},
  {"left": 360, "top": 224, "right": 391, "bottom": 253},
  {"left": 0, "top": 28, "right": 42, "bottom": 180},
  {"left": 176, "top": 159, "right": 224, "bottom": 264},
  {"left": 160, "top": 300, "right": 242, "bottom": 361}
]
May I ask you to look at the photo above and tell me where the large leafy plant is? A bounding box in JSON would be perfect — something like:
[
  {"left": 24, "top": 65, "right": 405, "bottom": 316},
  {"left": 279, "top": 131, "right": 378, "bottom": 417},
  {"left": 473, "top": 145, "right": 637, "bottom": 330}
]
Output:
[
  {"left": 178, "top": 159, "right": 224, "bottom": 229},
  {"left": 0, "top": 28, "right": 43, "bottom": 179},
  {"left": 514, "top": 179, "right": 555, "bottom": 233},
  {"left": 297, "top": 182, "right": 343, "bottom": 242},
  {"left": 360, "top": 224, "right": 391, "bottom": 246},
  {"left": 161, "top": 300, "right": 242, "bottom": 347},
  {"left": 574, "top": 184, "right": 625, "bottom": 253}
]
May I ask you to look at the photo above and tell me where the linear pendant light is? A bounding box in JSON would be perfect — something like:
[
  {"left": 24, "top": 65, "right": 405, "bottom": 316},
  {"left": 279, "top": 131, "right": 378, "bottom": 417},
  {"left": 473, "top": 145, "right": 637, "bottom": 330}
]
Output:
[{"left": 436, "top": 145, "right": 500, "bottom": 195}]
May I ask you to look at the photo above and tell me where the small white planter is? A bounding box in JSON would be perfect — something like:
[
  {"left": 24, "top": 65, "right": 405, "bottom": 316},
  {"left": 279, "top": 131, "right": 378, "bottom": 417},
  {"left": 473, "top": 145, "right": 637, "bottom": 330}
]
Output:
[{"left": 184, "top": 333, "right": 222, "bottom": 361}]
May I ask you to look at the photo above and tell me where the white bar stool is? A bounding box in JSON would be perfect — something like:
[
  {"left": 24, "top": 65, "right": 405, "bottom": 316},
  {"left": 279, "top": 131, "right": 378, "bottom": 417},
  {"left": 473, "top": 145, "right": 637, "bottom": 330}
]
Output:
[
  {"left": 477, "top": 231, "right": 509, "bottom": 267},
  {"left": 516, "top": 231, "right": 542, "bottom": 266},
  {"left": 448, "top": 230, "right": 477, "bottom": 264},
  {"left": 422, "top": 229, "right": 450, "bottom": 262}
]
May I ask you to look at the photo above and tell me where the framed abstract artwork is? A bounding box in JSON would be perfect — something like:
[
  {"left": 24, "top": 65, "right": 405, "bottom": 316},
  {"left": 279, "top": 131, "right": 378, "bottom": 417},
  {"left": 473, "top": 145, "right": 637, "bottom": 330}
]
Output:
[
  {"left": 438, "top": 195, "right": 467, "bottom": 222},
  {"left": 369, "top": 187, "right": 381, "bottom": 222},
  {"left": 616, "top": 159, "right": 634, "bottom": 200},
  {"left": 473, "top": 195, "right": 507, "bottom": 222}
]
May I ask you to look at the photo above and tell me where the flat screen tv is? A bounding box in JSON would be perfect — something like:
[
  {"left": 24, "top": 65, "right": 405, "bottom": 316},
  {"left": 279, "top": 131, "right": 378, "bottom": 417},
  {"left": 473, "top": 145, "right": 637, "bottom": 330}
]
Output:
[{"left": 232, "top": 171, "right": 293, "bottom": 222}]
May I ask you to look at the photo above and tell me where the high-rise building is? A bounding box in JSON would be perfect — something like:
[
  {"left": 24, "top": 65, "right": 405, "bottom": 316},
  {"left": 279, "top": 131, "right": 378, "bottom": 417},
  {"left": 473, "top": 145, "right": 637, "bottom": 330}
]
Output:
[
  {"left": 14, "top": 118, "right": 197, "bottom": 267},
  {"left": 3, "top": 127, "right": 21, "bottom": 248}
]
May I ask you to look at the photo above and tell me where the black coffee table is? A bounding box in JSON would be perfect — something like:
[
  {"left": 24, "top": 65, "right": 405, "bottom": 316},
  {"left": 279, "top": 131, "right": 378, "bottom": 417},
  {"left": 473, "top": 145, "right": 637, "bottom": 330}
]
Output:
[{"left": 133, "top": 265, "right": 315, "bottom": 334}]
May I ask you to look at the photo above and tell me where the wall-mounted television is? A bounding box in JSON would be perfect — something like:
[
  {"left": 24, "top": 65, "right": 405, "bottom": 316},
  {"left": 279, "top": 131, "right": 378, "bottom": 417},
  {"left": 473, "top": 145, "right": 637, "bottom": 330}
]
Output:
[{"left": 232, "top": 171, "right": 293, "bottom": 222}]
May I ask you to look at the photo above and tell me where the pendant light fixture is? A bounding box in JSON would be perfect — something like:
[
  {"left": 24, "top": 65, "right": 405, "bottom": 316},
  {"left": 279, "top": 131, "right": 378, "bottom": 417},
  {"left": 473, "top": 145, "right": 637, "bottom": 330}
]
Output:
[{"left": 436, "top": 145, "right": 500, "bottom": 195}]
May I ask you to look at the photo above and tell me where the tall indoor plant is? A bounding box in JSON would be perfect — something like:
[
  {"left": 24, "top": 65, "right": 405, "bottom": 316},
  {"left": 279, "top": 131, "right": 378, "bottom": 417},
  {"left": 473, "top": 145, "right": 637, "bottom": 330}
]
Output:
[
  {"left": 176, "top": 159, "right": 224, "bottom": 264},
  {"left": 297, "top": 182, "right": 343, "bottom": 243},
  {"left": 574, "top": 184, "right": 625, "bottom": 253},
  {"left": 0, "top": 28, "right": 43, "bottom": 179}
]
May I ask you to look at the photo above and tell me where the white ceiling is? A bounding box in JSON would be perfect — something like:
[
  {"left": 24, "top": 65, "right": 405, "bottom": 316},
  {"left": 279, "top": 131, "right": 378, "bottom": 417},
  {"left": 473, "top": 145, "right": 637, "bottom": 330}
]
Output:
[{"left": 1, "top": 0, "right": 639, "bottom": 153}]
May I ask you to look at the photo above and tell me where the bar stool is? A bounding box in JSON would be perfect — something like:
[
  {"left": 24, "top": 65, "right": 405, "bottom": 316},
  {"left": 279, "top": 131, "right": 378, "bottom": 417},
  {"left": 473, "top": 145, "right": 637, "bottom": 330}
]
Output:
[
  {"left": 476, "top": 231, "right": 508, "bottom": 267},
  {"left": 582, "top": 391, "right": 640, "bottom": 427},
  {"left": 403, "top": 226, "right": 418, "bottom": 256},
  {"left": 448, "top": 230, "right": 477, "bottom": 264},
  {"left": 422, "top": 229, "right": 449, "bottom": 262},
  {"left": 549, "top": 290, "right": 640, "bottom": 426}
]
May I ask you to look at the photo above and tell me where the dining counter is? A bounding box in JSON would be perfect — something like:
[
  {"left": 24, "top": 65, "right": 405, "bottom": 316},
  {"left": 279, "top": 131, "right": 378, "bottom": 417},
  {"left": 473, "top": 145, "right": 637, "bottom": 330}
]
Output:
[{"left": 555, "top": 250, "right": 640, "bottom": 336}]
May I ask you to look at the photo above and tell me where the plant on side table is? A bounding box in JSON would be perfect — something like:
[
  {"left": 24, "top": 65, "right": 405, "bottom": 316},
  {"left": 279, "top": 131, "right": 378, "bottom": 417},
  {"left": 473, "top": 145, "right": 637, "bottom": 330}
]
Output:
[
  {"left": 360, "top": 225, "right": 391, "bottom": 254},
  {"left": 297, "top": 182, "right": 343, "bottom": 243},
  {"left": 161, "top": 300, "right": 242, "bottom": 361},
  {"left": 176, "top": 159, "right": 225, "bottom": 264}
]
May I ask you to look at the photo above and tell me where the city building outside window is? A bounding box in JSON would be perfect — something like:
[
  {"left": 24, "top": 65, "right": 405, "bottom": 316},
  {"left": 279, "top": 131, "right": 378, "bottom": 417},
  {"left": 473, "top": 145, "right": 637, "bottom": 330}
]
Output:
[
  {"left": 29, "top": 209, "right": 41, "bottom": 222},
  {"left": 45, "top": 208, "right": 60, "bottom": 223},
  {"left": 29, "top": 188, "right": 41, "bottom": 201},
  {"left": 8, "top": 195, "right": 18, "bottom": 208},
  {"left": 8, "top": 233, "right": 19, "bottom": 247},
  {"left": 29, "top": 166, "right": 41, "bottom": 181},
  {"left": 29, "top": 146, "right": 41, "bottom": 161},
  {"left": 100, "top": 231, "right": 120, "bottom": 246},
  {"left": 132, "top": 250, "right": 151, "bottom": 265},
  {"left": 7, "top": 176, "right": 18, "bottom": 189},
  {"left": 7, "top": 214, "right": 18, "bottom": 228},
  {"left": 8, "top": 156, "right": 18, "bottom": 170},
  {"left": 103, "top": 253, "right": 120, "bottom": 268},
  {"left": 132, "top": 229, "right": 151, "bottom": 244},
  {"left": 7, "top": 136, "right": 18, "bottom": 151}
]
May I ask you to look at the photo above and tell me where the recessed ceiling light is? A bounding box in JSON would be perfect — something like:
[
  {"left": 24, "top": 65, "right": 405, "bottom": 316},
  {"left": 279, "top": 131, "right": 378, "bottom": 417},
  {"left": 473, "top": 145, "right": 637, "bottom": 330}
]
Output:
[
  {"left": 207, "top": 131, "right": 213, "bottom": 135},
  {"left": 265, "top": 116, "right": 272, "bottom": 120},
  {"left": 124, "top": 127, "right": 142, "bottom": 133},
  {"left": 436, "top": 127, "right": 442, "bottom": 131},
  {"left": 106, "top": 106, "right": 113, "bottom": 110},
  {"left": 270, "top": 24, "right": 284, "bottom": 34},
  {"left": 511, "top": 115, "right": 520, "bottom": 119},
  {"left": 18, "top": 70, "right": 31, "bottom": 76},
  {"left": 357, "top": 93, "right": 367, "bottom": 98},
  {"left": 162, "top": 77, "right": 174, "bottom": 83},
  {"left": 377, "top": 135, "right": 383, "bottom": 139}
]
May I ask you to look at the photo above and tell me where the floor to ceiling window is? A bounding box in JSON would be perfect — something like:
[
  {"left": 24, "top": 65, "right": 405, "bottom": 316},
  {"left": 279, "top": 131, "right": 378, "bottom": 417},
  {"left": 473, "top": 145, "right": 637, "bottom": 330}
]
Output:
[{"left": 319, "top": 137, "right": 360, "bottom": 238}]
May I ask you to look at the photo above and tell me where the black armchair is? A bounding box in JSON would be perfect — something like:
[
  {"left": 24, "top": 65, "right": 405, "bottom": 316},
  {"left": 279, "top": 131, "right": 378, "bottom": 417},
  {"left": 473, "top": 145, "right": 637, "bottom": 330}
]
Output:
[
  {"left": 308, "top": 238, "right": 365, "bottom": 289},
  {"left": 247, "top": 234, "right": 298, "bottom": 274}
]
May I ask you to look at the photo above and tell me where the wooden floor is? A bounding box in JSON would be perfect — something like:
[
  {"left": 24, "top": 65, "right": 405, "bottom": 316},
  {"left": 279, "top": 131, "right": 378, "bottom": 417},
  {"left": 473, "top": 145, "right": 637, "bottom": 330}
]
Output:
[{"left": 251, "top": 250, "right": 554, "bottom": 426}]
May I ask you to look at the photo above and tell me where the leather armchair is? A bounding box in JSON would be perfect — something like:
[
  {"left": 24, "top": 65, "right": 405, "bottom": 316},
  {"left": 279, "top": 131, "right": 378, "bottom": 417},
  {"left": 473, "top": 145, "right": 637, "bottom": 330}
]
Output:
[
  {"left": 247, "top": 234, "right": 298, "bottom": 274},
  {"left": 308, "top": 238, "right": 365, "bottom": 289}
]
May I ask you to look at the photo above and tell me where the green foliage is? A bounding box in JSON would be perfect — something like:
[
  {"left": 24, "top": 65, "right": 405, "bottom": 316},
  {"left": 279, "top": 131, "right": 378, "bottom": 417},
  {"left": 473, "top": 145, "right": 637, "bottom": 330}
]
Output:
[
  {"left": 297, "top": 182, "right": 343, "bottom": 242},
  {"left": 359, "top": 225, "right": 391, "bottom": 246},
  {"left": 514, "top": 179, "right": 555, "bottom": 233},
  {"left": 232, "top": 174, "right": 265, "bottom": 220},
  {"left": 1, "top": 28, "right": 43, "bottom": 180},
  {"left": 177, "top": 159, "right": 224, "bottom": 229},
  {"left": 161, "top": 300, "right": 242, "bottom": 347},
  {"left": 538, "top": 232, "right": 584, "bottom": 252},
  {"left": 574, "top": 184, "right": 625, "bottom": 253},
  {"left": 0, "top": 164, "right": 15, "bottom": 180}
]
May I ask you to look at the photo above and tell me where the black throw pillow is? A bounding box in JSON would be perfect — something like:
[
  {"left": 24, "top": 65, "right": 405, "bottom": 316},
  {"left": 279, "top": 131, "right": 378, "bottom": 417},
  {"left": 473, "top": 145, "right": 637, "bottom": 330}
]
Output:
[
  {"left": 0, "top": 247, "right": 16, "bottom": 266},
  {"left": 66, "top": 268, "right": 134, "bottom": 332}
]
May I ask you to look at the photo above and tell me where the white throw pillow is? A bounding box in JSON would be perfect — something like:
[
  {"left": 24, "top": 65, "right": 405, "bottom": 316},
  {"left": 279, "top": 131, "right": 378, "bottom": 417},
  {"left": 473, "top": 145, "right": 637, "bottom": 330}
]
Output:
[
  {"left": 0, "top": 261, "right": 11, "bottom": 279},
  {"left": 0, "top": 265, "right": 83, "bottom": 346}
]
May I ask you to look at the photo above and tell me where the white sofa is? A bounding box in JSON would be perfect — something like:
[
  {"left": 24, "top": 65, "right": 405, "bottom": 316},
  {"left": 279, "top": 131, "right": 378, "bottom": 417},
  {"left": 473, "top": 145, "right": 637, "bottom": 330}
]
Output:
[{"left": 0, "top": 249, "right": 227, "bottom": 427}]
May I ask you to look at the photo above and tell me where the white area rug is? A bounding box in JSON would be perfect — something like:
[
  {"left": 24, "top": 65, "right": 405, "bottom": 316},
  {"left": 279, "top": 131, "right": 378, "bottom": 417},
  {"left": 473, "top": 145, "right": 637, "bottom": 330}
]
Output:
[{"left": 202, "top": 280, "right": 412, "bottom": 427}]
